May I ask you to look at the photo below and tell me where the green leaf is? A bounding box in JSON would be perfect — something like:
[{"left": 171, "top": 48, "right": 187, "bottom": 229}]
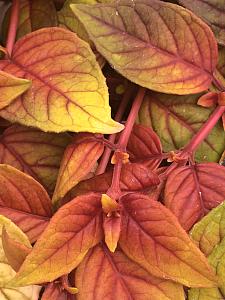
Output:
[
  {"left": 71, "top": 0, "right": 218, "bottom": 95},
  {"left": 138, "top": 91, "right": 225, "bottom": 162},
  {"left": 190, "top": 201, "right": 225, "bottom": 257},
  {"left": 189, "top": 236, "right": 225, "bottom": 300}
]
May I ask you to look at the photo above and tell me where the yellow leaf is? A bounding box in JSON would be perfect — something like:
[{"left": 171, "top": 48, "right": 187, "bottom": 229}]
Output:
[{"left": 0, "top": 215, "right": 40, "bottom": 299}]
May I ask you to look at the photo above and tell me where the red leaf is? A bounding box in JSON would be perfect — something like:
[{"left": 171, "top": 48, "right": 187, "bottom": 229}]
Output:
[
  {"left": 127, "top": 124, "right": 163, "bottom": 169},
  {"left": 119, "top": 193, "right": 217, "bottom": 287},
  {"left": 164, "top": 163, "right": 225, "bottom": 230},
  {"left": 75, "top": 244, "right": 185, "bottom": 300},
  {"left": 72, "top": 163, "right": 159, "bottom": 197},
  {"left": 0, "top": 124, "right": 71, "bottom": 194},
  {"left": 11, "top": 193, "right": 103, "bottom": 286},
  {"left": 0, "top": 164, "right": 52, "bottom": 242}
]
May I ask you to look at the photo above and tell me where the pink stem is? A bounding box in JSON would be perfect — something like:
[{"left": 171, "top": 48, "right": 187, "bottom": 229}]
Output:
[
  {"left": 183, "top": 106, "right": 225, "bottom": 155},
  {"left": 6, "top": 0, "right": 20, "bottom": 57},
  {"left": 107, "top": 87, "right": 146, "bottom": 199},
  {"left": 96, "top": 86, "right": 134, "bottom": 175}
]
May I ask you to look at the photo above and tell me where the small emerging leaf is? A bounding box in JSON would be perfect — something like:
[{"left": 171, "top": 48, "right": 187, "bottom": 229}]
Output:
[
  {"left": 0, "top": 70, "right": 31, "bottom": 109},
  {"left": 71, "top": 0, "right": 218, "bottom": 94}
]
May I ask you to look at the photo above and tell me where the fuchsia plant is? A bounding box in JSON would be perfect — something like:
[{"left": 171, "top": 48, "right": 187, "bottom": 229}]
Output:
[{"left": 0, "top": 0, "right": 225, "bottom": 299}]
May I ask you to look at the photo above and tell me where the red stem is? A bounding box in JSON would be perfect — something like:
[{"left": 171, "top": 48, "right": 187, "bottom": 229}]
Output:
[
  {"left": 183, "top": 105, "right": 225, "bottom": 155},
  {"left": 6, "top": 0, "right": 20, "bottom": 57},
  {"left": 96, "top": 86, "right": 134, "bottom": 175},
  {"left": 107, "top": 87, "right": 146, "bottom": 199}
]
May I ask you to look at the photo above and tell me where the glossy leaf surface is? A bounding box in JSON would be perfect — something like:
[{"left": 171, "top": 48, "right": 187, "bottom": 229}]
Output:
[
  {"left": 119, "top": 193, "right": 217, "bottom": 287},
  {"left": 0, "top": 215, "right": 40, "bottom": 300},
  {"left": 52, "top": 133, "right": 104, "bottom": 204},
  {"left": 164, "top": 163, "right": 225, "bottom": 231},
  {"left": 139, "top": 92, "right": 225, "bottom": 162},
  {"left": 0, "top": 70, "right": 31, "bottom": 110},
  {"left": 127, "top": 124, "right": 162, "bottom": 169},
  {"left": 11, "top": 193, "right": 103, "bottom": 286},
  {"left": 72, "top": 0, "right": 218, "bottom": 94},
  {"left": 0, "top": 28, "right": 123, "bottom": 134},
  {"left": 179, "top": 0, "right": 225, "bottom": 46},
  {"left": 75, "top": 244, "right": 185, "bottom": 300},
  {"left": 0, "top": 164, "right": 52, "bottom": 243},
  {"left": 0, "top": 125, "right": 71, "bottom": 194}
]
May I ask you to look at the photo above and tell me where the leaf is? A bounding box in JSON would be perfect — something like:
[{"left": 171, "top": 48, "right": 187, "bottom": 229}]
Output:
[
  {"left": 58, "top": 0, "right": 97, "bottom": 44},
  {"left": 52, "top": 133, "right": 104, "bottom": 205},
  {"left": 75, "top": 244, "right": 185, "bottom": 300},
  {"left": 0, "top": 70, "right": 31, "bottom": 110},
  {"left": 218, "top": 47, "right": 225, "bottom": 78},
  {"left": 190, "top": 200, "right": 225, "bottom": 257},
  {"left": 127, "top": 124, "right": 162, "bottom": 169},
  {"left": 71, "top": 162, "right": 160, "bottom": 197},
  {"left": 0, "top": 164, "right": 52, "bottom": 243},
  {"left": 188, "top": 236, "right": 225, "bottom": 300},
  {"left": 0, "top": 124, "right": 71, "bottom": 194},
  {"left": 138, "top": 91, "right": 225, "bottom": 162},
  {"left": 164, "top": 163, "right": 225, "bottom": 231},
  {"left": 2, "top": 227, "right": 32, "bottom": 272},
  {"left": 0, "top": 215, "right": 41, "bottom": 300},
  {"left": 0, "top": 27, "right": 123, "bottom": 134},
  {"left": 10, "top": 193, "right": 103, "bottom": 286},
  {"left": 71, "top": 0, "right": 218, "bottom": 95},
  {"left": 2, "top": 0, "right": 58, "bottom": 41},
  {"left": 119, "top": 192, "right": 217, "bottom": 287},
  {"left": 179, "top": 0, "right": 225, "bottom": 46}
]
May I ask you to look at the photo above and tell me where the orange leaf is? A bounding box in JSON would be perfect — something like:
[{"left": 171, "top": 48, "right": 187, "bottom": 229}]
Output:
[
  {"left": 72, "top": 0, "right": 218, "bottom": 94},
  {"left": 0, "top": 28, "right": 123, "bottom": 134},
  {"left": 0, "top": 164, "right": 52, "bottom": 242},
  {"left": 2, "top": 227, "right": 32, "bottom": 272},
  {"left": 10, "top": 193, "right": 103, "bottom": 286},
  {"left": 0, "top": 70, "right": 31, "bottom": 109},
  {"left": 0, "top": 124, "right": 71, "bottom": 194},
  {"left": 75, "top": 244, "right": 185, "bottom": 300},
  {"left": 52, "top": 133, "right": 104, "bottom": 205},
  {"left": 119, "top": 193, "right": 217, "bottom": 287},
  {"left": 164, "top": 163, "right": 225, "bottom": 230}
]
